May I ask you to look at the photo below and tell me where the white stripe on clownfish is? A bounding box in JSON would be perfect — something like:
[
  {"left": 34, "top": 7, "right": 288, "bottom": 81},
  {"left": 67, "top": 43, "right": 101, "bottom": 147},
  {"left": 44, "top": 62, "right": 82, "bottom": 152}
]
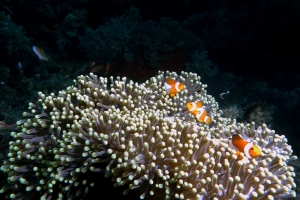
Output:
[
  {"left": 195, "top": 111, "right": 211, "bottom": 125},
  {"left": 174, "top": 82, "right": 182, "bottom": 92},
  {"left": 164, "top": 81, "right": 172, "bottom": 94},
  {"left": 228, "top": 134, "right": 261, "bottom": 159}
]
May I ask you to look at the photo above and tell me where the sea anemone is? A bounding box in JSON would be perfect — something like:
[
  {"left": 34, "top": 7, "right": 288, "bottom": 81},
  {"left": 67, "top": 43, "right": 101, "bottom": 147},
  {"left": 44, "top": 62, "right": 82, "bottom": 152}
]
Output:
[{"left": 0, "top": 71, "right": 296, "bottom": 199}]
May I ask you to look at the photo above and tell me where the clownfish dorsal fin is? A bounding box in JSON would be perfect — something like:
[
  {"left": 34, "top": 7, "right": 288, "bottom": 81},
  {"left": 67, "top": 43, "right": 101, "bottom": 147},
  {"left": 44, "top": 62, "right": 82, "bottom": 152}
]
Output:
[
  {"left": 232, "top": 134, "right": 242, "bottom": 140},
  {"left": 166, "top": 78, "right": 176, "bottom": 85}
]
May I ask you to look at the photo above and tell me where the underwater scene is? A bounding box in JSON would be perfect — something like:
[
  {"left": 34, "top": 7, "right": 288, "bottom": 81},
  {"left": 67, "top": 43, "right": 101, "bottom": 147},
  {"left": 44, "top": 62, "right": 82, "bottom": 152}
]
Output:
[{"left": 0, "top": 0, "right": 299, "bottom": 199}]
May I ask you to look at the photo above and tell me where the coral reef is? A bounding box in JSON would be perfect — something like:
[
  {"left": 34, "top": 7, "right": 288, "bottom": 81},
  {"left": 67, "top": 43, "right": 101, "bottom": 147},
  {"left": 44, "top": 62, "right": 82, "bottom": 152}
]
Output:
[
  {"left": 0, "top": 12, "right": 31, "bottom": 57},
  {"left": 0, "top": 5, "right": 211, "bottom": 127},
  {"left": 220, "top": 105, "right": 243, "bottom": 121},
  {"left": 0, "top": 71, "right": 296, "bottom": 199},
  {"left": 243, "top": 104, "right": 276, "bottom": 126}
]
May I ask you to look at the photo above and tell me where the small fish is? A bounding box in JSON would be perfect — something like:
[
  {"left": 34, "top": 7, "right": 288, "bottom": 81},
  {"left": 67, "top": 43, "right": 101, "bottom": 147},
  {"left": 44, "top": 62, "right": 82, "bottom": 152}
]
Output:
[
  {"left": 90, "top": 64, "right": 104, "bottom": 73},
  {"left": 228, "top": 134, "right": 261, "bottom": 159},
  {"left": 32, "top": 46, "right": 60, "bottom": 67},
  {"left": 32, "top": 46, "right": 49, "bottom": 61},
  {"left": 17, "top": 62, "right": 24, "bottom": 75},
  {"left": 220, "top": 90, "right": 230, "bottom": 99},
  {"left": 17, "top": 62, "right": 22, "bottom": 70},
  {"left": 164, "top": 78, "right": 185, "bottom": 97},
  {"left": 186, "top": 101, "right": 211, "bottom": 124}
]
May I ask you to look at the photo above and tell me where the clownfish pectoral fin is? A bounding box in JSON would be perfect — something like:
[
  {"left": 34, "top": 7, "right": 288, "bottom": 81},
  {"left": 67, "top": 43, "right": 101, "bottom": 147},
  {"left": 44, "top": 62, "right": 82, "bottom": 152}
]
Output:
[
  {"left": 169, "top": 92, "right": 176, "bottom": 97},
  {"left": 235, "top": 151, "right": 244, "bottom": 160}
]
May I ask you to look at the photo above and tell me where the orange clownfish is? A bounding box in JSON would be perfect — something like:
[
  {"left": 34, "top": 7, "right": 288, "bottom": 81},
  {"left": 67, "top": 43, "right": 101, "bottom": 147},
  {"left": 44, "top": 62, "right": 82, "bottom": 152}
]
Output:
[
  {"left": 186, "top": 101, "right": 211, "bottom": 124},
  {"left": 164, "top": 78, "right": 185, "bottom": 97},
  {"left": 228, "top": 134, "right": 261, "bottom": 159}
]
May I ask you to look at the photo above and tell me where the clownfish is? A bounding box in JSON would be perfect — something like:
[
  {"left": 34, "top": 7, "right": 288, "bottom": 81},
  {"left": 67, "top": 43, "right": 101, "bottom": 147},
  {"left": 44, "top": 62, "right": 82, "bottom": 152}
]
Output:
[
  {"left": 186, "top": 101, "right": 211, "bottom": 124},
  {"left": 164, "top": 78, "right": 185, "bottom": 97},
  {"left": 228, "top": 134, "right": 261, "bottom": 159}
]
